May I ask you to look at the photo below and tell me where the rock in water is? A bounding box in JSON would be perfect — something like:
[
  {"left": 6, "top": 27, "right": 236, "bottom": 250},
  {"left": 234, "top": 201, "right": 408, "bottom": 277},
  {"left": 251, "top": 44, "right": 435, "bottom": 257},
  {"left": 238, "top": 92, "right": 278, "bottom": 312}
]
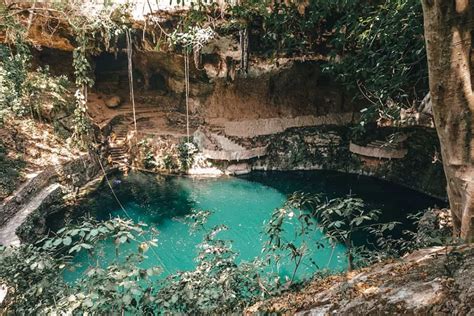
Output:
[{"left": 105, "top": 96, "right": 122, "bottom": 108}]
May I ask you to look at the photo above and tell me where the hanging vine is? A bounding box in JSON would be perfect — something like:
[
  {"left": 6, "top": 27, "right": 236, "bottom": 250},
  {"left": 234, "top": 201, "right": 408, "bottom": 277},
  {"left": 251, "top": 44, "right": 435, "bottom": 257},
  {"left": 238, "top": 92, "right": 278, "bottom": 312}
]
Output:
[
  {"left": 125, "top": 28, "right": 138, "bottom": 137},
  {"left": 239, "top": 27, "right": 249, "bottom": 74},
  {"left": 71, "top": 35, "right": 94, "bottom": 148},
  {"left": 169, "top": 26, "right": 215, "bottom": 143}
]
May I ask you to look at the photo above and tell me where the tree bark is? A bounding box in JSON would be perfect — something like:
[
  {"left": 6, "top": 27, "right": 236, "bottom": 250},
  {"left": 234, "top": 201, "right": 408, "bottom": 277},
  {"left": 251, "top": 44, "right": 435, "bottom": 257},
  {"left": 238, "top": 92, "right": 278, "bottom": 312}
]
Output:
[{"left": 422, "top": 0, "right": 474, "bottom": 241}]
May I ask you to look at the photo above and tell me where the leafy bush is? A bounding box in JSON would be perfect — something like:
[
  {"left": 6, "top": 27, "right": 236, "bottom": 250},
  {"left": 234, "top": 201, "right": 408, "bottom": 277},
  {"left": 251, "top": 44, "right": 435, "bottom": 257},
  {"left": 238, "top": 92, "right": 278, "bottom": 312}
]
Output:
[
  {"left": 0, "top": 244, "right": 68, "bottom": 314},
  {"left": 1, "top": 215, "right": 270, "bottom": 314},
  {"left": 267, "top": 192, "right": 398, "bottom": 272},
  {"left": 1, "top": 217, "right": 159, "bottom": 314},
  {"left": 0, "top": 43, "right": 73, "bottom": 129},
  {"left": 155, "top": 225, "right": 268, "bottom": 313},
  {"left": 322, "top": 0, "right": 427, "bottom": 124},
  {"left": 178, "top": 140, "right": 198, "bottom": 171},
  {"left": 0, "top": 42, "right": 31, "bottom": 121}
]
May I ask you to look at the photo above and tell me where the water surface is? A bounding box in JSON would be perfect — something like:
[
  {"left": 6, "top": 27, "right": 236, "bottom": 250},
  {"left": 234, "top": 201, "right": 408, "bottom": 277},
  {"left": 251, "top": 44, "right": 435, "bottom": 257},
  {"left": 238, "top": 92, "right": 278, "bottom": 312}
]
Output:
[{"left": 62, "top": 171, "right": 442, "bottom": 282}]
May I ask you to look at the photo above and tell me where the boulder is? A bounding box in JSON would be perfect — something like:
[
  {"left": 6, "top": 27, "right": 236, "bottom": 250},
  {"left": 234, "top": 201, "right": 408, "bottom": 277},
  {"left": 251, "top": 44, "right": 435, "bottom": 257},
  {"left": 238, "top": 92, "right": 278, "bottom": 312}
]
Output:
[{"left": 105, "top": 96, "right": 122, "bottom": 108}]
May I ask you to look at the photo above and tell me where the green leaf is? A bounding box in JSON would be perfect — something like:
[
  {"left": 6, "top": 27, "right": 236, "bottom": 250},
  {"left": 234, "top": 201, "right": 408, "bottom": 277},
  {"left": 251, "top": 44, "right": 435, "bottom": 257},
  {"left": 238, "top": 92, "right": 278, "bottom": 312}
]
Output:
[{"left": 63, "top": 236, "right": 72, "bottom": 246}]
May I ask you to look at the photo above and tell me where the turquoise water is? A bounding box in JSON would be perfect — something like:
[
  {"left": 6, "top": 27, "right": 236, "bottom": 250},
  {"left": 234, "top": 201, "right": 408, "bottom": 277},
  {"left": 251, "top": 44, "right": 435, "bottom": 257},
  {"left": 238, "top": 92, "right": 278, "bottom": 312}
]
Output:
[{"left": 61, "top": 171, "right": 442, "bottom": 283}]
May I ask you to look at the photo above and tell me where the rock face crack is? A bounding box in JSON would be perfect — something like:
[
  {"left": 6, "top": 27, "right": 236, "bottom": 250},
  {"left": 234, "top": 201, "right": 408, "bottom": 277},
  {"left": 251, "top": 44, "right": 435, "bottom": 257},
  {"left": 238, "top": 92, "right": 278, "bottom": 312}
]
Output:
[{"left": 0, "top": 183, "right": 62, "bottom": 247}]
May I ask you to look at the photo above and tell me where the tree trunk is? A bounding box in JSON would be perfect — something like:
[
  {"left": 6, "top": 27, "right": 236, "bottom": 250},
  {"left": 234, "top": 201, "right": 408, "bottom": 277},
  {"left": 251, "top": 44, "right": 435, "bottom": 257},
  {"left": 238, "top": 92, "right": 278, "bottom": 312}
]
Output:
[{"left": 422, "top": 0, "right": 474, "bottom": 241}]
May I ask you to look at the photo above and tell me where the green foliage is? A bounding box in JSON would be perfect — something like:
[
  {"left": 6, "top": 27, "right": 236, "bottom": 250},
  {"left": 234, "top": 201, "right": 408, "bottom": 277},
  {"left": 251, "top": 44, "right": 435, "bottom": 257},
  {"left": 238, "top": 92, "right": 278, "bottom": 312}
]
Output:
[
  {"left": 169, "top": 26, "right": 215, "bottom": 53},
  {"left": 41, "top": 217, "right": 152, "bottom": 254},
  {"left": 0, "top": 42, "right": 31, "bottom": 120},
  {"left": 155, "top": 225, "right": 267, "bottom": 314},
  {"left": 264, "top": 192, "right": 324, "bottom": 283},
  {"left": 370, "top": 209, "right": 456, "bottom": 259},
  {"left": 183, "top": 209, "right": 213, "bottom": 233},
  {"left": 226, "top": 0, "right": 322, "bottom": 54},
  {"left": 0, "top": 244, "right": 68, "bottom": 313},
  {"left": 52, "top": 252, "right": 160, "bottom": 314},
  {"left": 71, "top": 89, "right": 92, "bottom": 148},
  {"left": 72, "top": 48, "right": 94, "bottom": 88},
  {"left": 24, "top": 66, "right": 73, "bottom": 120},
  {"left": 178, "top": 140, "right": 198, "bottom": 171},
  {"left": 1, "top": 215, "right": 269, "bottom": 314},
  {"left": 0, "top": 42, "right": 73, "bottom": 144},
  {"left": 137, "top": 138, "right": 156, "bottom": 170},
  {"left": 0, "top": 217, "right": 158, "bottom": 314},
  {"left": 322, "top": 0, "right": 427, "bottom": 125},
  {"left": 268, "top": 193, "right": 398, "bottom": 272},
  {"left": 311, "top": 196, "right": 395, "bottom": 270}
]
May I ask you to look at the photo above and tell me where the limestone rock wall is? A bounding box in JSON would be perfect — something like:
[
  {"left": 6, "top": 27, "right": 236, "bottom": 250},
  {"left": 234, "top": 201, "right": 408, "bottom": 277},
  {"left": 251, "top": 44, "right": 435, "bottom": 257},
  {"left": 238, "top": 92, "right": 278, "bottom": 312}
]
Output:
[
  {"left": 250, "top": 126, "right": 446, "bottom": 200},
  {"left": 248, "top": 245, "right": 474, "bottom": 315}
]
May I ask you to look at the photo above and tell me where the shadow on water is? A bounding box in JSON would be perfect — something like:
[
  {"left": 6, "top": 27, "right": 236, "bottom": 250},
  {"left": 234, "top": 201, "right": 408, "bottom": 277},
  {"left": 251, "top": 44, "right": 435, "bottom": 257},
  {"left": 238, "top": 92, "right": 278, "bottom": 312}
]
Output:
[
  {"left": 241, "top": 170, "right": 446, "bottom": 231},
  {"left": 71, "top": 172, "right": 197, "bottom": 224}
]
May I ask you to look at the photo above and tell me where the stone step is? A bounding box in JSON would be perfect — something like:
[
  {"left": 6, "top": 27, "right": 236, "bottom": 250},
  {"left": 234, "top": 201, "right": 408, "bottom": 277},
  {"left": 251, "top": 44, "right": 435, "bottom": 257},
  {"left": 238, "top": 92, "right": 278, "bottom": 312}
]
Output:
[
  {"left": 109, "top": 149, "right": 127, "bottom": 154},
  {"left": 111, "top": 151, "right": 127, "bottom": 156},
  {"left": 110, "top": 140, "right": 127, "bottom": 146},
  {"left": 112, "top": 136, "right": 128, "bottom": 142},
  {"left": 109, "top": 145, "right": 126, "bottom": 150},
  {"left": 110, "top": 149, "right": 126, "bottom": 155},
  {"left": 114, "top": 127, "right": 128, "bottom": 132}
]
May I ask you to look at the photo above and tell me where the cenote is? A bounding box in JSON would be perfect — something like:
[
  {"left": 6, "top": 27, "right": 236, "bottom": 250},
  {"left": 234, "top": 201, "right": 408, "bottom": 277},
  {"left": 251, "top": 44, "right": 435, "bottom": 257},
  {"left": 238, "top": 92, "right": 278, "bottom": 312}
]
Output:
[{"left": 52, "top": 170, "right": 443, "bottom": 283}]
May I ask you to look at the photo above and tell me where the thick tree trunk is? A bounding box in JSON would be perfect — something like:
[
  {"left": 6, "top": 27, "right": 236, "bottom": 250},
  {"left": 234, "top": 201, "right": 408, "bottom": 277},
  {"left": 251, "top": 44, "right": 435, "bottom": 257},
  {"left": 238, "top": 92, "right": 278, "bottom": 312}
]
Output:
[{"left": 422, "top": 0, "right": 474, "bottom": 241}]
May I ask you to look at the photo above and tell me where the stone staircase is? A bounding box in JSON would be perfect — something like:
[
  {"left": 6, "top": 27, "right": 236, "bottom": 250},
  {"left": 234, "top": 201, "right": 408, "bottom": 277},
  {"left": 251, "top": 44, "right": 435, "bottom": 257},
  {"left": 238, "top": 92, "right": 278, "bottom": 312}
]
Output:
[
  {"left": 108, "top": 118, "right": 131, "bottom": 171},
  {"left": 194, "top": 127, "right": 267, "bottom": 161}
]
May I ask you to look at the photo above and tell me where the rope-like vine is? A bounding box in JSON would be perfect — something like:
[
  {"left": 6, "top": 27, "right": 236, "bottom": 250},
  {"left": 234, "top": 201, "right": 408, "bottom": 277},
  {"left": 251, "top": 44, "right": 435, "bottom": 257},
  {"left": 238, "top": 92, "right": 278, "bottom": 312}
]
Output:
[{"left": 126, "top": 28, "right": 138, "bottom": 137}]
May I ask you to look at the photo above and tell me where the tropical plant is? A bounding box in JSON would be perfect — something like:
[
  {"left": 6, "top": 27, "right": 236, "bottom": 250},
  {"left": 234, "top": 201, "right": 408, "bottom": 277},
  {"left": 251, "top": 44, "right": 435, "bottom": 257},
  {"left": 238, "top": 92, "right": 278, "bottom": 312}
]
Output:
[
  {"left": 276, "top": 193, "right": 399, "bottom": 272},
  {"left": 0, "top": 42, "right": 31, "bottom": 120},
  {"left": 323, "top": 0, "right": 427, "bottom": 125},
  {"left": 0, "top": 217, "right": 159, "bottom": 314},
  {"left": 178, "top": 140, "right": 198, "bottom": 171},
  {"left": 311, "top": 196, "right": 398, "bottom": 271},
  {"left": 0, "top": 244, "right": 67, "bottom": 314},
  {"left": 264, "top": 192, "right": 324, "bottom": 284},
  {"left": 155, "top": 225, "right": 268, "bottom": 314}
]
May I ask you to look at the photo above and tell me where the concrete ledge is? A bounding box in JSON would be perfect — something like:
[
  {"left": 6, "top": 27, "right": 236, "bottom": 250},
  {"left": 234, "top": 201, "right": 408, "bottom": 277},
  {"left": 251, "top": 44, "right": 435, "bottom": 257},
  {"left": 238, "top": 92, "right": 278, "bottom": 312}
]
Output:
[
  {"left": 202, "top": 146, "right": 267, "bottom": 161},
  {"left": 223, "top": 113, "right": 355, "bottom": 137},
  {"left": 0, "top": 166, "right": 56, "bottom": 227},
  {"left": 0, "top": 183, "right": 63, "bottom": 246},
  {"left": 349, "top": 142, "right": 408, "bottom": 159}
]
